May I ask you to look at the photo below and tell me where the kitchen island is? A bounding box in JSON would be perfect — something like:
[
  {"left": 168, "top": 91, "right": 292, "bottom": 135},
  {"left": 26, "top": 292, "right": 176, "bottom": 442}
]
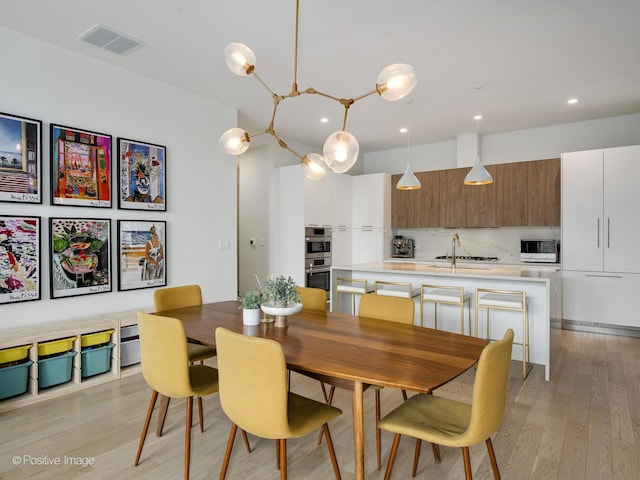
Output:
[{"left": 331, "top": 260, "right": 562, "bottom": 380}]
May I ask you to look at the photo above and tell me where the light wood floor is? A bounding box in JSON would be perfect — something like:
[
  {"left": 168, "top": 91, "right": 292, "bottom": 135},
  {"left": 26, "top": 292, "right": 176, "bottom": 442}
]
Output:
[{"left": 1, "top": 328, "right": 639, "bottom": 479}]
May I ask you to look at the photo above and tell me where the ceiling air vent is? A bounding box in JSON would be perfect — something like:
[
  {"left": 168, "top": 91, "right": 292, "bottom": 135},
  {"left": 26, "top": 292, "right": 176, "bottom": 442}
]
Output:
[{"left": 78, "top": 24, "right": 144, "bottom": 55}]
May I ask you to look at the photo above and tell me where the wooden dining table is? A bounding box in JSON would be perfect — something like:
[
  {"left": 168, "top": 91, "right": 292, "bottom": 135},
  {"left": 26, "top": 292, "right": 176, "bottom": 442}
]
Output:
[{"left": 154, "top": 300, "right": 488, "bottom": 480}]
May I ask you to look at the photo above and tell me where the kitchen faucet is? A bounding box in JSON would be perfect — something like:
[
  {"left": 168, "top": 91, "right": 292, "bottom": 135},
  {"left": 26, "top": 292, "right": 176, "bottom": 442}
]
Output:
[{"left": 451, "top": 233, "right": 460, "bottom": 267}]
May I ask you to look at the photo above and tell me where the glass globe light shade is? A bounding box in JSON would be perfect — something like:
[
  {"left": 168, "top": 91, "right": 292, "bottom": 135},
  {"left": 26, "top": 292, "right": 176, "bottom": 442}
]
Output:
[
  {"left": 302, "top": 153, "right": 328, "bottom": 180},
  {"left": 219, "top": 127, "right": 250, "bottom": 155},
  {"left": 323, "top": 131, "right": 359, "bottom": 174},
  {"left": 224, "top": 43, "right": 256, "bottom": 76},
  {"left": 376, "top": 64, "right": 418, "bottom": 101}
]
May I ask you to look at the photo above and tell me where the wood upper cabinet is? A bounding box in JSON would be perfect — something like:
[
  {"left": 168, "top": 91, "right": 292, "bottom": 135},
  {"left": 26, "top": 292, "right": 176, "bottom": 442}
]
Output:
[
  {"left": 464, "top": 165, "right": 497, "bottom": 227},
  {"left": 439, "top": 168, "right": 467, "bottom": 227},
  {"left": 415, "top": 171, "right": 441, "bottom": 227},
  {"left": 391, "top": 174, "right": 415, "bottom": 228},
  {"left": 496, "top": 161, "right": 529, "bottom": 226},
  {"left": 527, "top": 158, "right": 560, "bottom": 226}
]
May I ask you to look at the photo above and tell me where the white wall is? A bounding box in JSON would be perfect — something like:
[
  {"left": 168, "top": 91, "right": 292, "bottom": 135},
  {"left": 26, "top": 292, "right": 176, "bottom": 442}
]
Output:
[
  {"left": 363, "top": 113, "right": 640, "bottom": 174},
  {"left": 0, "top": 27, "right": 238, "bottom": 328}
]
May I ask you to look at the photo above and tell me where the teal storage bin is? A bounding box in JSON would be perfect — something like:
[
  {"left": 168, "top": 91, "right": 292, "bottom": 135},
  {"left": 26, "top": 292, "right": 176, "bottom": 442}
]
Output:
[
  {"left": 81, "top": 343, "right": 115, "bottom": 378},
  {"left": 38, "top": 351, "right": 77, "bottom": 389},
  {"left": 0, "top": 359, "right": 33, "bottom": 400}
]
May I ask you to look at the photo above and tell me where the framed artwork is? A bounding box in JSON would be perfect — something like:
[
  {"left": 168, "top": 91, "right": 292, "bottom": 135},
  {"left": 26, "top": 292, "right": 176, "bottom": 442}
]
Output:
[
  {"left": 0, "top": 112, "right": 42, "bottom": 204},
  {"left": 117, "top": 220, "right": 166, "bottom": 291},
  {"left": 117, "top": 138, "right": 166, "bottom": 211},
  {"left": 50, "top": 124, "right": 112, "bottom": 207},
  {"left": 49, "top": 218, "right": 112, "bottom": 299},
  {"left": 0, "top": 215, "right": 41, "bottom": 304}
]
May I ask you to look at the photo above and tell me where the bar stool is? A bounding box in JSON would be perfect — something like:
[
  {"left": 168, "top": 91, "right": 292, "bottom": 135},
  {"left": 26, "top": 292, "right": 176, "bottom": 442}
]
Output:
[
  {"left": 420, "top": 284, "right": 471, "bottom": 334},
  {"left": 374, "top": 280, "right": 420, "bottom": 299},
  {"left": 334, "top": 278, "right": 374, "bottom": 314},
  {"left": 475, "top": 288, "right": 530, "bottom": 378}
]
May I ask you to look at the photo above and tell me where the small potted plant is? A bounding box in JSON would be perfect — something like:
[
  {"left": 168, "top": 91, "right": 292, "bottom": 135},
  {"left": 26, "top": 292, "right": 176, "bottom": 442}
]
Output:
[
  {"left": 260, "top": 275, "right": 302, "bottom": 327},
  {"left": 238, "top": 290, "right": 263, "bottom": 326}
]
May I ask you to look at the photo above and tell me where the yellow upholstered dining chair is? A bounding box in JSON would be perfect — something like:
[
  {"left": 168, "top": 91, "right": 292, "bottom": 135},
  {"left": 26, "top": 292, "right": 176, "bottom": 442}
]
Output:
[
  {"left": 215, "top": 327, "right": 343, "bottom": 480},
  {"left": 378, "top": 329, "right": 514, "bottom": 479},
  {"left": 296, "top": 286, "right": 328, "bottom": 313},
  {"left": 153, "top": 285, "right": 216, "bottom": 363},
  {"left": 134, "top": 312, "right": 219, "bottom": 480},
  {"left": 358, "top": 292, "right": 415, "bottom": 470}
]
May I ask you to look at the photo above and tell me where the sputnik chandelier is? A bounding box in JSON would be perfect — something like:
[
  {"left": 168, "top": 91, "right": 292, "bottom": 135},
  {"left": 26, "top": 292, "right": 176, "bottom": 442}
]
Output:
[{"left": 218, "top": 0, "right": 417, "bottom": 180}]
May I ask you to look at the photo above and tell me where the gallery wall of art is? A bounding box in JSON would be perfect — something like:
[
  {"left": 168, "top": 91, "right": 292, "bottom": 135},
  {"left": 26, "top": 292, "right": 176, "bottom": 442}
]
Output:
[{"left": 0, "top": 27, "right": 238, "bottom": 328}]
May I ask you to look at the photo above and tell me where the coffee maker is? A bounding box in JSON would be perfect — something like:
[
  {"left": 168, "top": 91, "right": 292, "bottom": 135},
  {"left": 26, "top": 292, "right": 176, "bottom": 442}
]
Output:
[{"left": 391, "top": 236, "right": 415, "bottom": 258}]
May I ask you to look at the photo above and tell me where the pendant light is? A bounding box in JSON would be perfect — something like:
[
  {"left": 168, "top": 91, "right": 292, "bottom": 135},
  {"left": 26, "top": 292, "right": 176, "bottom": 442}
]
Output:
[
  {"left": 219, "top": 0, "right": 417, "bottom": 178},
  {"left": 396, "top": 102, "right": 421, "bottom": 190},
  {"left": 464, "top": 86, "right": 493, "bottom": 185}
]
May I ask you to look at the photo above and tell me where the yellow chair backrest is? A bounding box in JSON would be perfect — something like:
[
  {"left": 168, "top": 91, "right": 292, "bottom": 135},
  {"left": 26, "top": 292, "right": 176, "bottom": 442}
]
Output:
[
  {"left": 465, "top": 328, "right": 514, "bottom": 445},
  {"left": 296, "top": 286, "right": 327, "bottom": 313},
  {"left": 153, "top": 284, "right": 202, "bottom": 312},
  {"left": 358, "top": 293, "right": 414, "bottom": 324},
  {"left": 137, "top": 312, "right": 193, "bottom": 398},
  {"left": 215, "top": 327, "right": 291, "bottom": 439}
]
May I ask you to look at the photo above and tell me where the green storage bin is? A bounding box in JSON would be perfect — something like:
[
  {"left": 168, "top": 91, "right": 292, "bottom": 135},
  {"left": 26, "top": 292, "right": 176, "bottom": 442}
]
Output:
[
  {"left": 38, "top": 351, "right": 77, "bottom": 389},
  {"left": 81, "top": 343, "right": 115, "bottom": 378},
  {"left": 0, "top": 360, "right": 33, "bottom": 400}
]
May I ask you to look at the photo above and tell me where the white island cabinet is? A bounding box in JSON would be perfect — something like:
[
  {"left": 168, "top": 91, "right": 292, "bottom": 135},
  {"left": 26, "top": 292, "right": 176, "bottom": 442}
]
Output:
[
  {"left": 332, "top": 261, "right": 562, "bottom": 381},
  {"left": 562, "top": 145, "right": 640, "bottom": 330}
]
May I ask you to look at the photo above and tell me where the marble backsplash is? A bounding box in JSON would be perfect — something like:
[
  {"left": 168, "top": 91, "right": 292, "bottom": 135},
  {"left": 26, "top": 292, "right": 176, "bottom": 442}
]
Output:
[{"left": 393, "top": 226, "right": 561, "bottom": 263}]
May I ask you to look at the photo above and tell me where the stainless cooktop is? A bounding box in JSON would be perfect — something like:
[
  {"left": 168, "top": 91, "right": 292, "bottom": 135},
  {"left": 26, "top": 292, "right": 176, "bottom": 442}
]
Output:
[{"left": 435, "top": 255, "right": 499, "bottom": 262}]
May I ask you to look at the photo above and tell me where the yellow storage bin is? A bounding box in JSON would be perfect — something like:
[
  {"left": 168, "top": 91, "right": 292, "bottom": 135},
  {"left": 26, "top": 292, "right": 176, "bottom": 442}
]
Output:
[
  {"left": 38, "top": 337, "right": 76, "bottom": 357},
  {"left": 81, "top": 329, "right": 115, "bottom": 348},
  {"left": 0, "top": 345, "right": 32, "bottom": 365}
]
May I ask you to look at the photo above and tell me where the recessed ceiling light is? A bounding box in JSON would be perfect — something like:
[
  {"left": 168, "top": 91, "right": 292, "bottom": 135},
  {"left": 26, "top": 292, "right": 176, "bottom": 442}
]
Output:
[
  {"left": 320, "top": 117, "right": 329, "bottom": 123},
  {"left": 399, "top": 127, "right": 408, "bottom": 133},
  {"left": 473, "top": 114, "right": 482, "bottom": 120},
  {"left": 567, "top": 98, "right": 578, "bottom": 105}
]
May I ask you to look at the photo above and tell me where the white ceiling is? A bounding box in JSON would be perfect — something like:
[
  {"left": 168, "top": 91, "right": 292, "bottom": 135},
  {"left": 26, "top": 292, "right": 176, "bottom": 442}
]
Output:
[{"left": 2, "top": 0, "right": 640, "bottom": 153}]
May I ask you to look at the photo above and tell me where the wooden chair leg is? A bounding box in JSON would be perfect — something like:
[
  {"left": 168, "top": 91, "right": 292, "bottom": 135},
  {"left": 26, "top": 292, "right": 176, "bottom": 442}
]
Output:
[
  {"left": 279, "top": 439, "right": 287, "bottom": 480},
  {"left": 412, "top": 439, "right": 421, "bottom": 477},
  {"left": 185, "top": 397, "right": 193, "bottom": 480},
  {"left": 486, "top": 437, "right": 501, "bottom": 480},
  {"left": 431, "top": 443, "right": 441, "bottom": 463},
  {"left": 197, "top": 397, "right": 204, "bottom": 432},
  {"left": 375, "top": 389, "right": 382, "bottom": 469},
  {"left": 384, "top": 433, "right": 402, "bottom": 480},
  {"left": 276, "top": 440, "right": 280, "bottom": 470},
  {"left": 401, "top": 389, "right": 408, "bottom": 401},
  {"left": 317, "top": 384, "right": 336, "bottom": 444},
  {"left": 241, "top": 430, "right": 252, "bottom": 453},
  {"left": 135, "top": 390, "right": 158, "bottom": 466},
  {"left": 156, "top": 394, "right": 170, "bottom": 437},
  {"left": 462, "top": 446, "right": 472, "bottom": 480},
  {"left": 219, "top": 424, "right": 238, "bottom": 480},
  {"left": 322, "top": 424, "right": 342, "bottom": 480}
]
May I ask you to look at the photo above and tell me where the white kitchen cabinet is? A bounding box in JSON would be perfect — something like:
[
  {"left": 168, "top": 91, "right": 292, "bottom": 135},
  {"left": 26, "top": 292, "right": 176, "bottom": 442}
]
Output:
[
  {"left": 351, "top": 228, "right": 390, "bottom": 264},
  {"left": 331, "top": 172, "right": 352, "bottom": 229},
  {"left": 562, "top": 271, "right": 640, "bottom": 327},
  {"left": 304, "top": 171, "right": 333, "bottom": 227},
  {"left": 352, "top": 173, "right": 391, "bottom": 229},
  {"left": 331, "top": 227, "right": 352, "bottom": 266},
  {"left": 562, "top": 145, "right": 640, "bottom": 330},
  {"left": 562, "top": 145, "right": 640, "bottom": 273}
]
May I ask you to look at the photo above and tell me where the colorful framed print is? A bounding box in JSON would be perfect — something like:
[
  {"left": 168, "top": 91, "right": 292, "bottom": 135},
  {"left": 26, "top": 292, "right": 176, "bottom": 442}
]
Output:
[
  {"left": 50, "top": 124, "right": 112, "bottom": 207},
  {"left": 117, "top": 220, "right": 166, "bottom": 291},
  {"left": 0, "top": 112, "right": 42, "bottom": 204},
  {"left": 49, "top": 218, "right": 112, "bottom": 298},
  {"left": 117, "top": 138, "right": 166, "bottom": 211},
  {"left": 0, "top": 215, "right": 41, "bottom": 304}
]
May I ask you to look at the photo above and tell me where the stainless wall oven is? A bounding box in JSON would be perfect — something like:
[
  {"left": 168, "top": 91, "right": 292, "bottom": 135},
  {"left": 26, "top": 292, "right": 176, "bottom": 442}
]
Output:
[{"left": 305, "top": 227, "right": 331, "bottom": 291}]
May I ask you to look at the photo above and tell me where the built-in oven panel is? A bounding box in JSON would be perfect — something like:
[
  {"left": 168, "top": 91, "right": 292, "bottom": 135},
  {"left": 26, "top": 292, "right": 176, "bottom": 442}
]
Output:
[{"left": 305, "top": 268, "right": 330, "bottom": 292}]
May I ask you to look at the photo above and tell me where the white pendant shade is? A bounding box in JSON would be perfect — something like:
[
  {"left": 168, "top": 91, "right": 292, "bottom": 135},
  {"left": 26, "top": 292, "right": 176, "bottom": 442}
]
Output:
[
  {"left": 323, "top": 131, "right": 359, "bottom": 173},
  {"left": 464, "top": 155, "right": 493, "bottom": 185},
  {"left": 302, "top": 153, "right": 328, "bottom": 180},
  {"left": 396, "top": 164, "right": 421, "bottom": 190}
]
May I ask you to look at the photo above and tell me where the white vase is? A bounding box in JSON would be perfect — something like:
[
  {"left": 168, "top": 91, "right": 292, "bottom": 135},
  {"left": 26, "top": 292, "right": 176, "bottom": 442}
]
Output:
[{"left": 242, "top": 308, "right": 261, "bottom": 326}]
